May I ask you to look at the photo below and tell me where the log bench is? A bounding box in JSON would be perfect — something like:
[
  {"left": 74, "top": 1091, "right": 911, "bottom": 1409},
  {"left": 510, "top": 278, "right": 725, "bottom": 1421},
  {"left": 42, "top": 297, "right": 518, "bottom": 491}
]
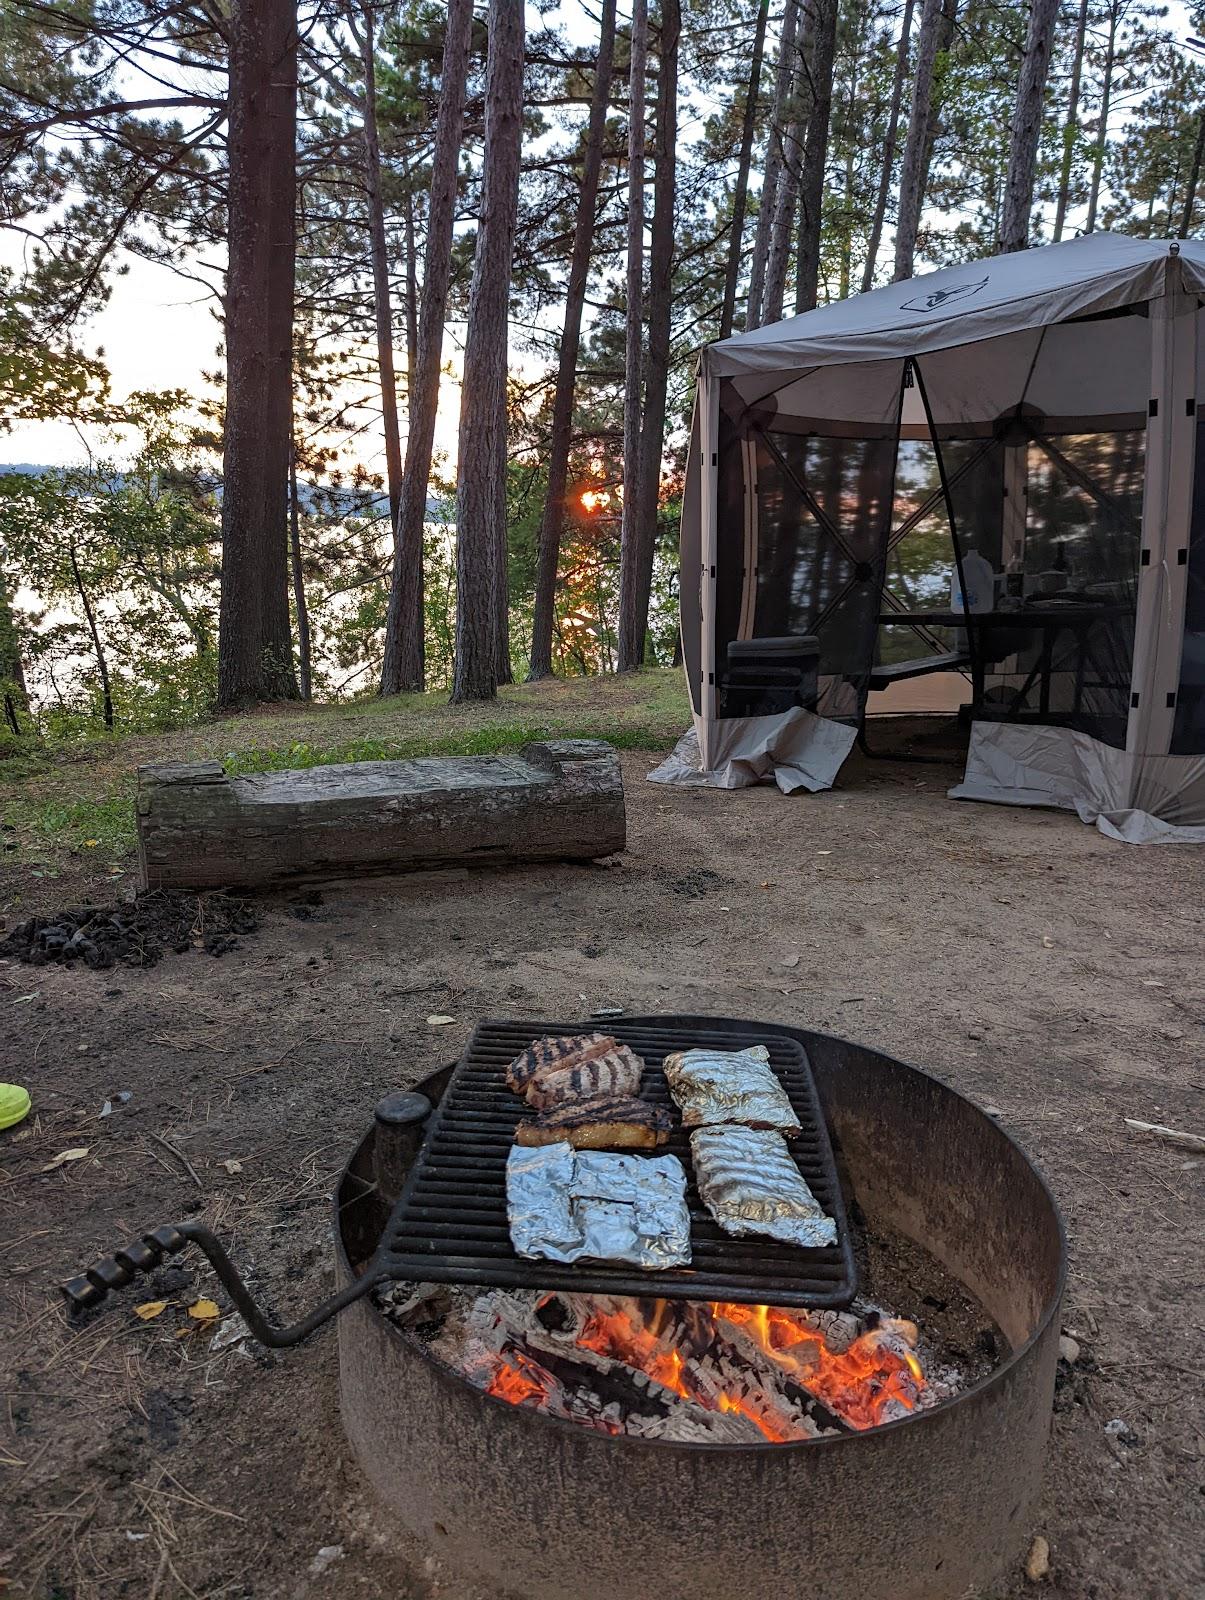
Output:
[{"left": 135, "top": 738, "right": 626, "bottom": 892}]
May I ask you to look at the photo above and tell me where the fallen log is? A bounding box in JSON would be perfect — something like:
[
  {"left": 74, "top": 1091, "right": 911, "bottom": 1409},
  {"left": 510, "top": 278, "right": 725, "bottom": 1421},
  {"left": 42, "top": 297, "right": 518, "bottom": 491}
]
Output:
[{"left": 135, "top": 738, "right": 626, "bottom": 892}]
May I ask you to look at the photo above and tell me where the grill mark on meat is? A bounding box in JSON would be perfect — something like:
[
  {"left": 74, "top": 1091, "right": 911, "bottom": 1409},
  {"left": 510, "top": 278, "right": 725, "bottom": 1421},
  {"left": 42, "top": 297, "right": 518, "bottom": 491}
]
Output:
[
  {"left": 506, "top": 1033, "right": 610, "bottom": 1094},
  {"left": 514, "top": 1095, "right": 672, "bottom": 1150},
  {"left": 524, "top": 1045, "right": 644, "bottom": 1109}
]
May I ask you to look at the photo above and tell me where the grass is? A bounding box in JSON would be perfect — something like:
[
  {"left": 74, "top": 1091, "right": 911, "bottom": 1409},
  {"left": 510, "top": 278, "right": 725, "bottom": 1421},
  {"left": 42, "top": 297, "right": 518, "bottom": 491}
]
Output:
[{"left": 0, "top": 670, "right": 690, "bottom": 895}]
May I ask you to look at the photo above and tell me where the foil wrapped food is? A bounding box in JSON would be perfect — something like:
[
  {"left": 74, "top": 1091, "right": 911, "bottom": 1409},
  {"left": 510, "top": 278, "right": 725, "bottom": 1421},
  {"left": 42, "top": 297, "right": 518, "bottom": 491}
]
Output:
[
  {"left": 506, "top": 1142, "right": 691, "bottom": 1270},
  {"left": 664, "top": 1044, "right": 801, "bottom": 1134},
  {"left": 690, "top": 1126, "right": 837, "bottom": 1248}
]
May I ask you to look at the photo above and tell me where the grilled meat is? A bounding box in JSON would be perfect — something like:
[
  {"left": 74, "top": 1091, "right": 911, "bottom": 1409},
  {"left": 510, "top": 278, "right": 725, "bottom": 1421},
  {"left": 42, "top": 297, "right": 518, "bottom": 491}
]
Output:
[
  {"left": 664, "top": 1044, "right": 801, "bottom": 1134},
  {"left": 507, "top": 1033, "right": 622, "bottom": 1094},
  {"left": 507, "top": 1034, "right": 645, "bottom": 1110},
  {"left": 690, "top": 1125, "right": 836, "bottom": 1248},
  {"left": 514, "top": 1095, "right": 672, "bottom": 1151}
]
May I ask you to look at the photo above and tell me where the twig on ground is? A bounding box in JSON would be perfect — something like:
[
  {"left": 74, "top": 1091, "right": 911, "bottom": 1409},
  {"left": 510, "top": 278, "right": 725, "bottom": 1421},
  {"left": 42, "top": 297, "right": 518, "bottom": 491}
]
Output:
[
  {"left": 1124, "top": 1118, "right": 1205, "bottom": 1153},
  {"left": 149, "top": 1131, "right": 203, "bottom": 1187}
]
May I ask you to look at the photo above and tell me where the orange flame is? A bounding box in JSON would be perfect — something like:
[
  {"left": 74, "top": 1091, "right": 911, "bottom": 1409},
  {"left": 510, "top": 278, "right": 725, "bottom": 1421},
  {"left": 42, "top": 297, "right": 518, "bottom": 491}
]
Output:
[
  {"left": 712, "top": 1303, "right": 925, "bottom": 1430},
  {"left": 480, "top": 1299, "right": 926, "bottom": 1440},
  {"left": 485, "top": 1352, "right": 555, "bottom": 1408}
]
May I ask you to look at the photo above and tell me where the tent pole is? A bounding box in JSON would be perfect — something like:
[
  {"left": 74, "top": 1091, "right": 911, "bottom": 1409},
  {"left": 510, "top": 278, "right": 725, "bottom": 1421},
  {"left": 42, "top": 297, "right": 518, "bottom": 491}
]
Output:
[
  {"left": 698, "top": 366, "right": 721, "bottom": 764},
  {"left": 911, "top": 356, "right": 981, "bottom": 692}
]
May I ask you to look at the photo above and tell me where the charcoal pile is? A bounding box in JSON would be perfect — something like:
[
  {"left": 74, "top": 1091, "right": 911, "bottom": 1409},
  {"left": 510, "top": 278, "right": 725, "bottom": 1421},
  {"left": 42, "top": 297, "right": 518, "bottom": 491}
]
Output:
[{"left": 0, "top": 888, "right": 258, "bottom": 970}]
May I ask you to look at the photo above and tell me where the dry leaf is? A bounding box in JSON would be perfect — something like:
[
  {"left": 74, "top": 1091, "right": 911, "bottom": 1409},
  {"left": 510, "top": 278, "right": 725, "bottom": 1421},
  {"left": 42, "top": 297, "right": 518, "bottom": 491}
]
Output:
[
  {"left": 41, "top": 1147, "right": 90, "bottom": 1172},
  {"left": 83, "top": 839, "right": 99, "bottom": 848},
  {"left": 221, "top": 1158, "right": 243, "bottom": 1175},
  {"left": 187, "top": 1298, "right": 220, "bottom": 1322},
  {"left": 134, "top": 1300, "right": 167, "bottom": 1321},
  {"left": 426, "top": 1014, "right": 456, "bottom": 1026}
]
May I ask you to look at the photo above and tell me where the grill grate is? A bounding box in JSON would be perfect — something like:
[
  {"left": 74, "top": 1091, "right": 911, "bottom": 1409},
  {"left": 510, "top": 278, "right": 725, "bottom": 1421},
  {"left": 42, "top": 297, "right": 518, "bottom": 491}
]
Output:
[{"left": 379, "top": 1017, "right": 857, "bottom": 1309}]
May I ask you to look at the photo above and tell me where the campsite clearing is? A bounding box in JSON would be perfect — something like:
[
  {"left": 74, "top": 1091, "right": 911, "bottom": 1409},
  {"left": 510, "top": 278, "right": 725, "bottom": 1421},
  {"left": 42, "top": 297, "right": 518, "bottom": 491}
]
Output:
[{"left": 1, "top": 715, "right": 1201, "bottom": 1600}]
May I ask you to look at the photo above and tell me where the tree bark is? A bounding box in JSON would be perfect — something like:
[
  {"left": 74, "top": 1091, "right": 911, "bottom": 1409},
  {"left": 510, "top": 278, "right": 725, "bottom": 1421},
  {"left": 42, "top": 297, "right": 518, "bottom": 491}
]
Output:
[
  {"left": 451, "top": 0, "right": 524, "bottom": 704},
  {"left": 355, "top": 4, "right": 404, "bottom": 535},
  {"left": 135, "top": 741, "right": 627, "bottom": 891},
  {"left": 998, "top": 0, "right": 1060, "bottom": 254},
  {"left": 379, "top": 0, "right": 473, "bottom": 694},
  {"left": 622, "top": 0, "right": 680, "bottom": 669},
  {"left": 289, "top": 442, "right": 312, "bottom": 700},
  {"left": 893, "top": 0, "right": 944, "bottom": 281},
  {"left": 217, "top": 0, "right": 300, "bottom": 708},
  {"left": 861, "top": 0, "right": 914, "bottom": 291},
  {"left": 528, "top": 0, "right": 617, "bottom": 680},
  {"left": 747, "top": 0, "right": 801, "bottom": 330},
  {"left": 719, "top": 0, "right": 770, "bottom": 339},
  {"left": 615, "top": 0, "right": 647, "bottom": 669},
  {"left": 1084, "top": 2, "right": 1117, "bottom": 235},
  {"left": 1052, "top": 0, "right": 1089, "bottom": 241},
  {"left": 794, "top": 0, "right": 838, "bottom": 313}
]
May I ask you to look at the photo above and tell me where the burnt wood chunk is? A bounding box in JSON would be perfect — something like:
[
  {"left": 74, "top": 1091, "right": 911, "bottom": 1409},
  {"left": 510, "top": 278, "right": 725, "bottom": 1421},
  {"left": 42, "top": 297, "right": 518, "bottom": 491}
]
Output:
[{"left": 135, "top": 739, "right": 625, "bottom": 891}]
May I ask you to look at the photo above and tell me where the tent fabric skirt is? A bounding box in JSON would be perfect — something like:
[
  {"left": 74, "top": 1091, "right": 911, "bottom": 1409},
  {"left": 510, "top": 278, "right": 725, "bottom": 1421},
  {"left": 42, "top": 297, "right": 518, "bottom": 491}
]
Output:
[{"left": 648, "top": 709, "right": 1205, "bottom": 843}]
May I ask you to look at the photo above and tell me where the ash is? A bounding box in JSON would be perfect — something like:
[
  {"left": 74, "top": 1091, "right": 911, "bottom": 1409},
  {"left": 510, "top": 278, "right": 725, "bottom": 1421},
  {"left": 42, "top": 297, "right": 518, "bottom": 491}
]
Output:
[{"left": 374, "top": 1235, "right": 996, "bottom": 1445}]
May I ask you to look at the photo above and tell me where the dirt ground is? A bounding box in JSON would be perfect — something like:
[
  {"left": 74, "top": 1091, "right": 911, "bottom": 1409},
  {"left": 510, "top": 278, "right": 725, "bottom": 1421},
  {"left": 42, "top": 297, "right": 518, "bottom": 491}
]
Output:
[{"left": 2, "top": 743, "right": 1202, "bottom": 1600}]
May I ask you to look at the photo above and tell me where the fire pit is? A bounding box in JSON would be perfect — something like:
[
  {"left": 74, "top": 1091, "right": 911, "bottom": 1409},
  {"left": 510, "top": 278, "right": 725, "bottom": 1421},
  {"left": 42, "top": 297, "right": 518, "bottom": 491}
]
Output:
[{"left": 335, "top": 1017, "right": 1066, "bottom": 1600}]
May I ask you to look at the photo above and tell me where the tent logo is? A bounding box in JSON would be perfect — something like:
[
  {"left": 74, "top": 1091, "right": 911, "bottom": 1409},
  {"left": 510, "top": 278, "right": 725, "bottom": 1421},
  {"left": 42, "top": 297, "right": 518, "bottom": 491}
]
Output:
[{"left": 900, "top": 275, "right": 990, "bottom": 313}]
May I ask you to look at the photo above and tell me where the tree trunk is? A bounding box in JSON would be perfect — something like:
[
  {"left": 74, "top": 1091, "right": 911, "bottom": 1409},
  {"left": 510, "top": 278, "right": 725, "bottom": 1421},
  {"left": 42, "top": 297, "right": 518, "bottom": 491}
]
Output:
[
  {"left": 747, "top": 0, "right": 801, "bottom": 330},
  {"left": 380, "top": 0, "right": 473, "bottom": 694},
  {"left": 356, "top": 4, "right": 403, "bottom": 535},
  {"left": 451, "top": 0, "right": 524, "bottom": 704},
  {"left": 0, "top": 573, "right": 29, "bottom": 733},
  {"left": 761, "top": 2, "right": 810, "bottom": 327},
  {"left": 719, "top": 0, "right": 770, "bottom": 339},
  {"left": 861, "top": 0, "right": 914, "bottom": 291},
  {"left": 68, "top": 538, "right": 113, "bottom": 729},
  {"left": 623, "top": 0, "right": 680, "bottom": 669},
  {"left": 893, "top": 0, "right": 944, "bottom": 281},
  {"left": 217, "top": 0, "right": 300, "bottom": 708},
  {"left": 998, "top": 0, "right": 1060, "bottom": 254},
  {"left": 794, "top": 0, "right": 838, "bottom": 313},
  {"left": 1052, "top": 0, "right": 1089, "bottom": 242},
  {"left": 1084, "top": 3, "right": 1117, "bottom": 235},
  {"left": 1179, "top": 109, "right": 1205, "bottom": 239},
  {"left": 289, "top": 442, "right": 312, "bottom": 700},
  {"left": 615, "top": 0, "right": 647, "bottom": 669},
  {"left": 403, "top": 174, "right": 419, "bottom": 382},
  {"left": 528, "top": 0, "right": 617, "bottom": 680}
]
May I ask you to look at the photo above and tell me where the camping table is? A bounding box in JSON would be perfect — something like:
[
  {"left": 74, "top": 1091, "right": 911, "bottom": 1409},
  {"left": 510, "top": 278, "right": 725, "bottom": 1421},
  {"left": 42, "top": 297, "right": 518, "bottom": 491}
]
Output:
[{"left": 878, "top": 604, "right": 1132, "bottom": 720}]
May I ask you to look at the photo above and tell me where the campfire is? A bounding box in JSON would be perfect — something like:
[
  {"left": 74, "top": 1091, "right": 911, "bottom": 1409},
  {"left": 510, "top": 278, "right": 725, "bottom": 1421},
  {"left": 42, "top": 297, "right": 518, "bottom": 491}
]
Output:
[{"left": 382, "top": 1285, "right": 960, "bottom": 1444}]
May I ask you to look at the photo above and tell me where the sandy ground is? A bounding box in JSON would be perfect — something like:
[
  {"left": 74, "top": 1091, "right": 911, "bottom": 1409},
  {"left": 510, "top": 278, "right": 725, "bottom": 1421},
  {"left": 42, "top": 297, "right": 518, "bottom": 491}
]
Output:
[{"left": 1, "top": 744, "right": 1202, "bottom": 1600}]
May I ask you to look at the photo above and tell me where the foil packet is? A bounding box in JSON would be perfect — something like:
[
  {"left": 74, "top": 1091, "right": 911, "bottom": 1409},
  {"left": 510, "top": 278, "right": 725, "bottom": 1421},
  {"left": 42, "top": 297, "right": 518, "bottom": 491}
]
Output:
[
  {"left": 690, "top": 1125, "right": 837, "bottom": 1249},
  {"left": 506, "top": 1141, "right": 692, "bottom": 1270},
  {"left": 664, "top": 1044, "right": 801, "bottom": 1134}
]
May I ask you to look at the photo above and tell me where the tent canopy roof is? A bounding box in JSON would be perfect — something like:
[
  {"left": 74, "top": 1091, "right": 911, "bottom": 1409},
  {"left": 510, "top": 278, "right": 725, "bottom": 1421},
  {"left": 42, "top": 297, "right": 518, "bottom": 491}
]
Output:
[{"left": 705, "top": 234, "right": 1205, "bottom": 379}]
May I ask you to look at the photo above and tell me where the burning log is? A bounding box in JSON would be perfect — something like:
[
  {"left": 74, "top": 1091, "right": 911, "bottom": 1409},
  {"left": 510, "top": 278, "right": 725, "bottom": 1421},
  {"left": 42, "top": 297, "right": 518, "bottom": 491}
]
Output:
[{"left": 390, "top": 1282, "right": 948, "bottom": 1444}]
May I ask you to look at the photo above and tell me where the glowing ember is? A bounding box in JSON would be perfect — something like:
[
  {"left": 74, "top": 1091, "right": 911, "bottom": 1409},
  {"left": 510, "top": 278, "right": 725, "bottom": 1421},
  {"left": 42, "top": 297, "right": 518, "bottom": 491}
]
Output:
[
  {"left": 485, "top": 1350, "right": 556, "bottom": 1407},
  {"left": 475, "top": 1298, "right": 929, "bottom": 1442},
  {"left": 712, "top": 1303, "right": 926, "bottom": 1430}
]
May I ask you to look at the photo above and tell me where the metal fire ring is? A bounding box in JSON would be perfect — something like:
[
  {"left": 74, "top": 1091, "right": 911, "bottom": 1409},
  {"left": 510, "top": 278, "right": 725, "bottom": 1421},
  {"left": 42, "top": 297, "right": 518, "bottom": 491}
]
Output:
[{"left": 336, "top": 1018, "right": 1067, "bottom": 1600}]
